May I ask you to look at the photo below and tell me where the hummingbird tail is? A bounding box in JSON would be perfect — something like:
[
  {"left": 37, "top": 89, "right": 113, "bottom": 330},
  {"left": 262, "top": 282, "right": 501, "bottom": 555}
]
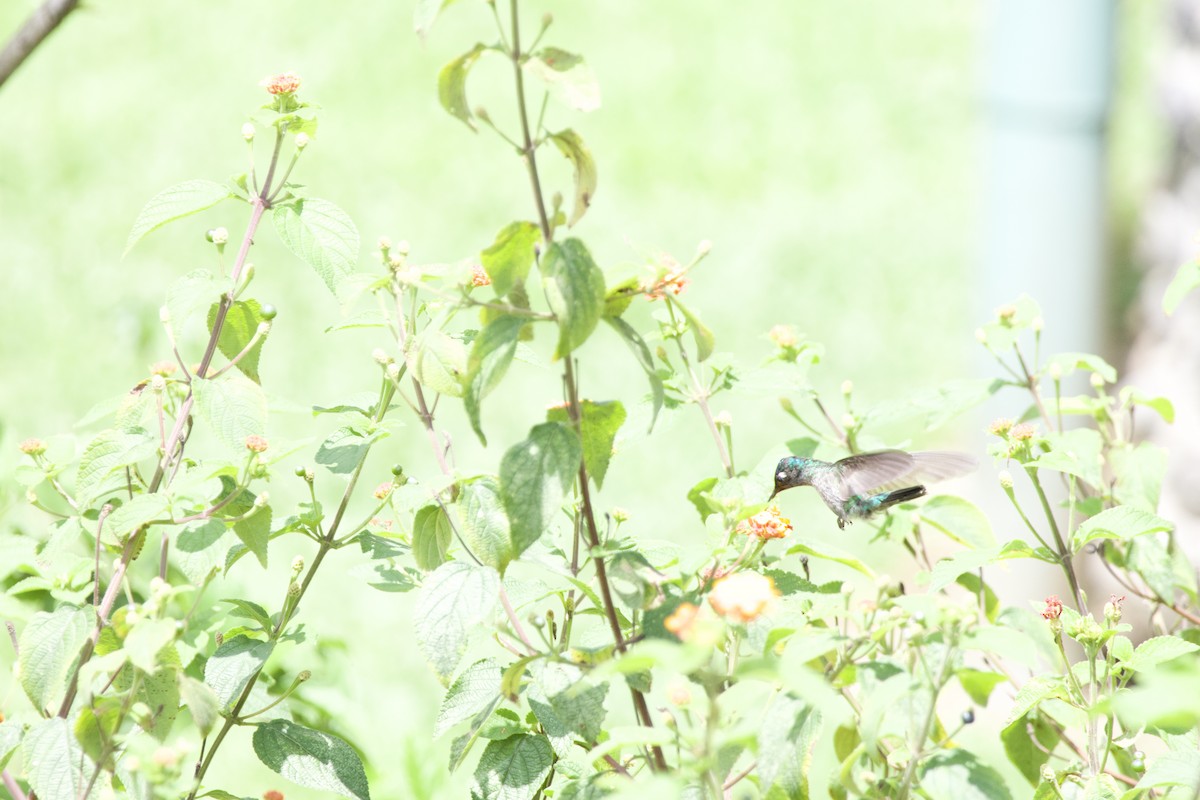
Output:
[{"left": 879, "top": 485, "right": 926, "bottom": 509}]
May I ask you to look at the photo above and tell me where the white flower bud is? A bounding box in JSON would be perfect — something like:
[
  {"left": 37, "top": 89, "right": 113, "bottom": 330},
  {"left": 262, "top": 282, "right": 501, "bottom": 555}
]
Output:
[
  {"left": 713, "top": 411, "right": 732, "bottom": 427},
  {"left": 975, "top": 328, "right": 987, "bottom": 344},
  {"left": 395, "top": 240, "right": 411, "bottom": 256},
  {"left": 998, "top": 470, "right": 1013, "bottom": 489},
  {"left": 210, "top": 227, "right": 229, "bottom": 245},
  {"left": 1031, "top": 316, "right": 1044, "bottom": 332},
  {"left": 292, "top": 555, "right": 305, "bottom": 574},
  {"left": 841, "top": 380, "right": 853, "bottom": 396},
  {"left": 159, "top": 306, "right": 172, "bottom": 323},
  {"left": 295, "top": 132, "right": 310, "bottom": 149},
  {"left": 1048, "top": 363, "right": 1063, "bottom": 381},
  {"left": 1090, "top": 372, "right": 1105, "bottom": 389},
  {"left": 841, "top": 413, "right": 856, "bottom": 430},
  {"left": 254, "top": 491, "right": 269, "bottom": 507},
  {"left": 151, "top": 375, "right": 167, "bottom": 393},
  {"left": 696, "top": 239, "right": 712, "bottom": 256},
  {"left": 256, "top": 321, "right": 271, "bottom": 336},
  {"left": 386, "top": 362, "right": 401, "bottom": 380},
  {"left": 378, "top": 236, "right": 392, "bottom": 251},
  {"left": 372, "top": 348, "right": 391, "bottom": 365},
  {"left": 241, "top": 122, "right": 255, "bottom": 141}
]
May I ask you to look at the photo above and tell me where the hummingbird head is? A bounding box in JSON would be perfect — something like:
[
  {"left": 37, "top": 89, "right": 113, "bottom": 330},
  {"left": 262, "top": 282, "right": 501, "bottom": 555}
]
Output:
[{"left": 770, "top": 456, "right": 812, "bottom": 500}]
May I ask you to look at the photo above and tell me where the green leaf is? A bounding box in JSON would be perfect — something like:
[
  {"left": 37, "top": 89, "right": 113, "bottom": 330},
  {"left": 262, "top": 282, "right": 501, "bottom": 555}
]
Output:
[
  {"left": 438, "top": 44, "right": 487, "bottom": 129},
  {"left": 75, "top": 428, "right": 159, "bottom": 506},
  {"left": 125, "top": 618, "right": 177, "bottom": 672},
  {"left": 1111, "top": 442, "right": 1167, "bottom": 512},
  {"left": 524, "top": 48, "right": 600, "bottom": 112},
  {"left": 1030, "top": 428, "right": 1104, "bottom": 488},
  {"left": 166, "top": 269, "right": 221, "bottom": 330},
  {"left": 472, "top": 733, "right": 553, "bottom": 800},
  {"left": 786, "top": 541, "right": 875, "bottom": 578},
  {"left": 1119, "top": 386, "right": 1175, "bottom": 424},
  {"left": 919, "top": 496, "right": 995, "bottom": 549},
  {"left": 414, "top": 0, "right": 458, "bottom": 38},
  {"left": 1072, "top": 505, "right": 1172, "bottom": 553},
  {"left": 1163, "top": 261, "right": 1200, "bottom": 315},
  {"left": 207, "top": 299, "right": 271, "bottom": 384},
  {"left": 456, "top": 478, "right": 514, "bottom": 573},
  {"left": 176, "top": 519, "right": 230, "bottom": 585},
  {"left": 408, "top": 328, "right": 468, "bottom": 398},
  {"left": 413, "top": 504, "right": 454, "bottom": 571},
  {"left": 435, "top": 659, "right": 502, "bottom": 738},
  {"left": 315, "top": 426, "right": 388, "bottom": 476},
  {"left": 19, "top": 605, "right": 92, "bottom": 714},
  {"left": 222, "top": 598, "right": 273, "bottom": 630},
  {"left": 252, "top": 719, "right": 371, "bottom": 800},
  {"left": 1003, "top": 675, "right": 1068, "bottom": 727},
  {"left": 204, "top": 635, "right": 274, "bottom": 708},
  {"left": 25, "top": 717, "right": 94, "bottom": 800},
  {"left": 919, "top": 749, "right": 1012, "bottom": 800},
  {"left": 180, "top": 676, "right": 221, "bottom": 737},
  {"left": 605, "top": 317, "right": 664, "bottom": 430},
  {"left": 669, "top": 296, "right": 715, "bottom": 362},
  {"left": 541, "top": 239, "right": 605, "bottom": 359},
  {"left": 1128, "top": 749, "right": 1200, "bottom": 795},
  {"left": 415, "top": 561, "right": 501, "bottom": 682},
  {"left": 273, "top": 197, "right": 360, "bottom": 293},
  {"left": 125, "top": 179, "right": 233, "bottom": 255},
  {"left": 956, "top": 669, "right": 1007, "bottom": 706},
  {"left": 499, "top": 422, "right": 582, "bottom": 557},
  {"left": 546, "top": 399, "right": 625, "bottom": 488},
  {"left": 1124, "top": 635, "right": 1200, "bottom": 673},
  {"left": 103, "top": 494, "right": 170, "bottom": 543},
  {"left": 1046, "top": 352, "right": 1117, "bottom": 383},
  {"left": 465, "top": 315, "right": 526, "bottom": 445},
  {"left": 234, "top": 505, "right": 271, "bottom": 568},
  {"left": 527, "top": 663, "right": 608, "bottom": 758},
  {"left": 757, "top": 694, "right": 821, "bottom": 797},
  {"left": 141, "top": 651, "right": 182, "bottom": 741},
  {"left": 1001, "top": 713, "right": 1058, "bottom": 786},
  {"left": 481, "top": 222, "right": 540, "bottom": 297},
  {"left": 0, "top": 720, "right": 21, "bottom": 771},
  {"left": 548, "top": 130, "right": 597, "bottom": 227},
  {"left": 192, "top": 376, "right": 268, "bottom": 455}
]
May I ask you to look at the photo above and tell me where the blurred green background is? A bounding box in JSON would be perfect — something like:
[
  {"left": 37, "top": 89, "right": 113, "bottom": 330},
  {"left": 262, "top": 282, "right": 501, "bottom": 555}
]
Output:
[{"left": 0, "top": 0, "right": 1163, "bottom": 797}]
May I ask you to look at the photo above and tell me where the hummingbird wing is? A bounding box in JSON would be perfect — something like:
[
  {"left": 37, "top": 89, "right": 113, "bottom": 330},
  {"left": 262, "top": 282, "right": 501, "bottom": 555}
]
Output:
[{"left": 835, "top": 450, "right": 976, "bottom": 496}]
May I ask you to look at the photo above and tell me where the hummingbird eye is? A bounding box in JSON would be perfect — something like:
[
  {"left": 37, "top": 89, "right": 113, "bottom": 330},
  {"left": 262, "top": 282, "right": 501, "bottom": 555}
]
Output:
[{"left": 777, "top": 471, "right": 787, "bottom": 480}]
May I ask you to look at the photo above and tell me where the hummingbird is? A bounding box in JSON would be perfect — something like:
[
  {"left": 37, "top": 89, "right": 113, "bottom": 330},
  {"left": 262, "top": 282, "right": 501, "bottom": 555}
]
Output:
[{"left": 769, "top": 450, "right": 976, "bottom": 529}]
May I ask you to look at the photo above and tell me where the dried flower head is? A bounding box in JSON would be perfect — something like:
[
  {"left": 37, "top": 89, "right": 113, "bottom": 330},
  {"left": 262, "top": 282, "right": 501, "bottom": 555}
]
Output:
[
  {"left": 664, "top": 602, "right": 700, "bottom": 640},
  {"left": 1010, "top": 423, "right": 1037, "bottom": 441},
  {"left": 735, "top": 505, "right": 793, "bottom": 541},
  {"left": 644, "top": 262, "right": 689, "bottom": 300},
  {"left": 150, "top": 360, "right": 178, "bottom": 377},
  {"left": 373, "top": 482, "right": 393, "bottom": 500},
  {"left": 261, "top": 72, "right": 301, "bottom": 95},
  {"left": 768, "top": 324, "right": 798, "bottom": 349},
  {"left": 1041, "top": 595, "right": 1063, "bottom": 621},
  {"left": 469, "top": 264, "right": 491, "bottom": 287},
  {"left": 709, "top": 572, "right": 780, "bottom": 623},
  {"left": 995, "top": 304, "right": 1017, "bottom": 322},
  {"left": 244, "top": 435, "right": 269, "bottom": 453},
  {"left": 19, "top": 437, "right": 46, "bottom": 456},
  {"left": 987, "top": 417, "right": 1014, "bottom": 436},
  {"left": 1104, "top": 593, "right": 1125, "bottom": 624}
]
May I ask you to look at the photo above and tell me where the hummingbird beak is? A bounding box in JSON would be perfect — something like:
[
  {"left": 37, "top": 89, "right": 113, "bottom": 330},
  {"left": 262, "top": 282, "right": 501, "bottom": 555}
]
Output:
[{"left": 768, "top": 488, "right": 777, "bottom": 501}]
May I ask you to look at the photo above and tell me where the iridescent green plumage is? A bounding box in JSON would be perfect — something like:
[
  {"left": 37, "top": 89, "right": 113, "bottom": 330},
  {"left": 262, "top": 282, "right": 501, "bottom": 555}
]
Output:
[{"left": 769, "top": 450, "right": 975, "bottom": 528}]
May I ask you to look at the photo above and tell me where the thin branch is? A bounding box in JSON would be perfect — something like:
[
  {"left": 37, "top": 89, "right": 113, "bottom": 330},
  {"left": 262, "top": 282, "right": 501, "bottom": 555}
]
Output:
[{"left": 0, "top": 0, "right": 79, "bottom": 90}]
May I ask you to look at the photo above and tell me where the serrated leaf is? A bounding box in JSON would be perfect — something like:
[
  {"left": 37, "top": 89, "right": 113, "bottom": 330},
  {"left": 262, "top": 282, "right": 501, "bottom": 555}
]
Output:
[
  {"left": 758, "top": 694, "right": 821, "bottom": 797},
  {"left": 541, "top": 238, "right": 605, "bottom": 360},
  {"left": 273, "top": 198, "right": 360, "bottom": 293},
  {"left": 315, "top": 426, "right": 388, "bottom": 476},
  {"left": 25, "top": 717, "right": 96, "bottom": 800},
  {"left": 207, "top": 299, "right": 271, "bottom": 383},
  {"left": 548, "top": 130, "right": 597, "bottom": 227},
  {"left": 103, "top": 494, "right": 170, "bottom": 544},
  {"left": 223, "top": 598, "right": 274, "bottom": 630},
  {"left": 141, "top": 649, "right": 181, "bottom": 740},
  {"left": 175, "top": 519, "right": 229, "bottom": 585},
  {"left": 471, "top": 734, "right": 553, "bottom": 800},
  {"left": 481, "top": 222, "right": 540, "bottom": 296},
  {"left": 204, "top": 635, "right": 274, "bottom": 708},
  {"left": 408, "top": 328, "right": 468, "bottom": 398},
  {"left": 1111, "top": 442, "right": 1167, "bottom": 512},
  {"left": 499, "top": 422, "right": 581, "bottom": 557},
  {"left": 1072, "top": 505, "right": 1173, "bottom": 553},
  {"left": 1031, "top": 428, "right": 1104, "bottom": 488},
  {"left": 233, "top": 505, "right": 271, "bottom": 568},
  {"left": 1124, "top": 635, "right": 1200, "bottom": 673},
  {"left": 180, "top": 676, "right": 221, "bottom": 737},
  {"left": 125, "top": 618, "right": 177, "bottom": 672},
  {"left": 524, "top": 48, "right": 600, "bottom": 112},
  {"left": 605, "top": 316, "right": 663, "bottom": 430},
  {"left": 668, "top": 296, "right": 714, "bottom": 362},
  {"left": 1047, "top": 352, "right": 1117, "bottom": 383},
  {"left": 192, "top": 376, "right": 267, "bottom": 455},
  {"left": 1001, "top": 713, "right": 1058, "bottom": 786},
  {"left": 166, "top": 269, "right": 220, "bottom": 331},
  {"left": 546, "top": 400, "right": 625, "bottom": 489},
  {"left": 415, "top": 561, "right": 500, "bottom": 682},
  {"left": 76, "top": 428, "right": 159, "bottom": 506},
  {"left": 19, "top": 605, "right": 92, "bottom": 714},
  {"left": 956, "top": 669, "right": 1007, "bottom": 706},
  {"left": 1119, "top": 386, "right": 1175, "bottom": 424},
  {"left": 253, "top": 719, "right": 370, "bottom": 800},
  {"left": 527, "top": 663, "right": 608, "bottom": 758},
  {"left": 0, "top": 720, "right": 21, "bottom": 771},
  {"left": 920, "top": 495, "right": 995, "bottom": 549},
  {"left": 439, "top": 44, "right": 487, "bottom": 129},
  {"left": 456, "top": 478, "right": 514, "bottom": 573},
  {"left": 919, "top": 749, "right": 1012, "bottom": 800},
  {"left": 1128, "top": 749, "right": 1200, "bottom": 794},
  {"left": 125, "top": 180, "right": 233, "bottom": 254},
  {"left": 413, "top": 504, "right": 454, "bottom": 571},
  {"left": 1163, "top": 261, "right": 1200, "bottom": 315},
  {"left": 435, "top": 659, "right": 502, "bottom": 738},
  {"left": 1003, "top": 675, "right": 1068, "bottom": 726},
  {"left": 465, "top": 315, "right": 526, "bottom": 445}
]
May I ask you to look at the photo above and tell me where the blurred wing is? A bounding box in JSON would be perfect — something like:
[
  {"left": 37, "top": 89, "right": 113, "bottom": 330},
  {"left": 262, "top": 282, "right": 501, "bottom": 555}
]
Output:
[
  {"left": 904, "top": 451, "right": 977, "bottom": 483},
  {"left": 835, "top": 450, "right": 917, "bottom": 496}
]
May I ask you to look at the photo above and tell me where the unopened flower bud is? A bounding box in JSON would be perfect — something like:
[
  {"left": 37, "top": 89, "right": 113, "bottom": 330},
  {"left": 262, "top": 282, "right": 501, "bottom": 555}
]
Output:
[
  {"left": 245, "top": 435, "right": 269, "bottom": 453},
  {"left": 998, "top": 470, "right": 1013, "bottom": 490},
  {"left": 254, "top": 491, "right": 269, "bottom": 507},
  {"left": 150, "top": 576, "right": 169, "bottom": 596},
  {"left": 294, "top": 132, "right": 309, "bottom": 150},
  {"left": 1048, "top": 362, "right": 1063, "bottom": 381},
  {"left": 611, "top": 507, "right": 629, "bottom": 523},
  {"left": 1104, "top": 593, "right": 1125, "bottom": 625},
  {"left": 256, "top": 322, "right": 271, "bottom": 337},
  {"left": 975, "top": 327, "right": 987, "bottom": 344},
  {"left": 378, "top": 236, "right": 392, "bottom": 252},
  {"left": 541, "top": 12, "right": 553, "bottom": 27},
  {"left": 297, "top": 670, "right": 311, "bottom": 682},
  {"left": 215, "top": 632, "right": 224, "bottom": 646},
  {"left": 304, "top": 469, "right": 314, "bottom": 483},
  {"left": 551, "top": 191, "right": 564, "bottom": 210},
  {"left": 18, "top": 438, "right": 46, "bottom": 456},
  {"left": 1031, "top": 316, "right": 1044, "bottom": 332},
  {"left": 1040, "top": 764, "right": 1055, "bottom": 782},
  {"left": 841, "top": 413, "right": 856, "bottom": 430},
  {"left": 474, "top": 107, "right": 491, "bottom": 124},
  {"left": 287, "top": 581, "right": 301, "bottom": 598},
  {"left": 996, "top": 304, "right": 1017, "bottom": 322},
  {"left": 1090, "top": 372, "right": 1105, "bottom": 389},
  {"left": 207, "top": 227, "right": 229, "bottom": 245},
  {"left": 841, "top": 380, "right": 853, "bottom": 396},
  {"left": 159, "top": 306, "right": 171, "bottom": 323},
  {"left": 372, "top": 348, "right": 390, "bottom": 365},
  {"left": 395, "top": 240, "right": 410, "bottom": 256},
  {"left": 242, "top": 122, "right": 255, "bottom": 141},
  {"left": 666, "top": 678, "right": 692, "bottom": 706},
  {"left": 291, "top": 555, "right": 304, "bottom": 574},
  {"left": 386, "top": 362, "right": 401, "bottom": 380},
  {"left": 529, "top": 614, "right": 545, "bottom": 629},
  {"left": 696, "top": 239, "right": 712, "bottom": 256},
  {"left": 713, "top": 411, "right": 732, "bottom": 428}
]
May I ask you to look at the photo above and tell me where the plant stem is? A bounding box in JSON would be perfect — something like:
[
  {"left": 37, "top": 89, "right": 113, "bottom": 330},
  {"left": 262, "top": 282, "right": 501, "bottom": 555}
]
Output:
[
  {"left": 896, "top": 640, "right": 955, "bottom": 800},
  {"left": 665, "top": 300, "right": 733, "bottom": 478},
  {"left": 1026, "top": 467, "right": 1085, "bottom": 612}
]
